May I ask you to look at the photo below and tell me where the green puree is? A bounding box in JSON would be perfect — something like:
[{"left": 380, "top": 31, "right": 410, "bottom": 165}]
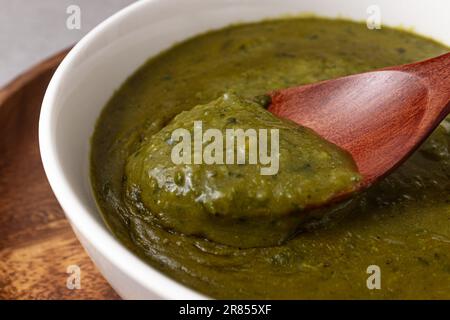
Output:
[
  {"left": 91, "top": 17, "right": 450, "bottom": 299},
  {"left": 124, "top": 94, "right": 361, "bottom": 248}
]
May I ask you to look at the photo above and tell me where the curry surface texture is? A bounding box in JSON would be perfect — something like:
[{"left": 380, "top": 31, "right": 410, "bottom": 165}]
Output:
[
  {"left": 91, "top": 17, "right": 450, "bottom": 299},
  {"left": 124, "top": 93, "right": 361, "bottom": 248}
]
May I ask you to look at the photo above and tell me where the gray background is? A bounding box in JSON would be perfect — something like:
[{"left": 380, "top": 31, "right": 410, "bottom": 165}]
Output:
[{"left": 0, "top": 0, "right": 137, "bottom": 87}]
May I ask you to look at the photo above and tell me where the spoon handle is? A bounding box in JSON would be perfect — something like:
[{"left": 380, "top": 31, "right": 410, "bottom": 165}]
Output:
[
  {"left": 379, "top": 52, "right": 450, "bottom": 130},
  {"left": 397, "top": 52, "right": 450, "bottom": 112}
]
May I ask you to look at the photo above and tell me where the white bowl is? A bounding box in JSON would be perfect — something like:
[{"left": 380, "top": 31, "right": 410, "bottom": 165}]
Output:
[{"left": 39, "top": 0, "right": 450, "bottom": 299}]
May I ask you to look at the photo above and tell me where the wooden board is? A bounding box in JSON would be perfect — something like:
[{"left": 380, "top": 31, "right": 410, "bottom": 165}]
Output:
[{"left": 0, "top": 49, "right": 120, "bottom": 300}]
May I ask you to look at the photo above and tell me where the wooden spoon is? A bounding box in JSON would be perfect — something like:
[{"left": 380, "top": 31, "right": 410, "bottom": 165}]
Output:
[{"left": 269, "top": 52, "right": 450, "bottom": 191}]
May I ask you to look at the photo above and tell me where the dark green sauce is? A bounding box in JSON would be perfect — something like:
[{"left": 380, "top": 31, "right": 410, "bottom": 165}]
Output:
[
  {"left": 124, "top": 93, "right": 361, "bottom": 248},
  {"left": 91, "top": 17, "right": 450, "bottom": 299}
]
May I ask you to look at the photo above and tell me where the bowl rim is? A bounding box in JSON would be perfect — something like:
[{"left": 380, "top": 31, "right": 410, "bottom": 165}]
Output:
[{"left": 39, "top": 0, "right": 206, "bottom": 300}]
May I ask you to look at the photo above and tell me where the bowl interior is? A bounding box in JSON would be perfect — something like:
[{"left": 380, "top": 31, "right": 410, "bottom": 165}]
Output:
[{"left": 40, "top": 0, "right": 450, "bottom": 298}]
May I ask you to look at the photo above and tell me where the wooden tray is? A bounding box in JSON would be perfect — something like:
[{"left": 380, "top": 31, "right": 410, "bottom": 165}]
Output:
[{"left": 0, "top": 49, "right": 120, "bottom": 300}]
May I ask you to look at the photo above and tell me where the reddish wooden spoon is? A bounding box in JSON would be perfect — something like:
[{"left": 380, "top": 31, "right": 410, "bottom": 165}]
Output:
[{"left": 269, "top": 52, "right": 450, "bottom": 191}]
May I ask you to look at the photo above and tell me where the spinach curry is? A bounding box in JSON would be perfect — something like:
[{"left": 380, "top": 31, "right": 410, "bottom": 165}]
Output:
[
  {"left": 91, "top": 17, "right": 450, "bottom": 299},
  {"left": 124, "top": 93, "right": 361, "bottom": 248}
]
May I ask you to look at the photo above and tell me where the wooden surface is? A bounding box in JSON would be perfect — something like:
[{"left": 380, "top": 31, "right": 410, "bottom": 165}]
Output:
[{"left": 0, "top": 49, "right": 120, "bottom": 300}]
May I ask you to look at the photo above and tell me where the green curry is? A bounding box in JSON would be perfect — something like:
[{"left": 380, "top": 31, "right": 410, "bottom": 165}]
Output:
[
  {"left": 91, "top": 17, "right": 450, "bottom": 299},
  {"left": 124, "top": 93, "right": 361, "bottom": 248}
]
